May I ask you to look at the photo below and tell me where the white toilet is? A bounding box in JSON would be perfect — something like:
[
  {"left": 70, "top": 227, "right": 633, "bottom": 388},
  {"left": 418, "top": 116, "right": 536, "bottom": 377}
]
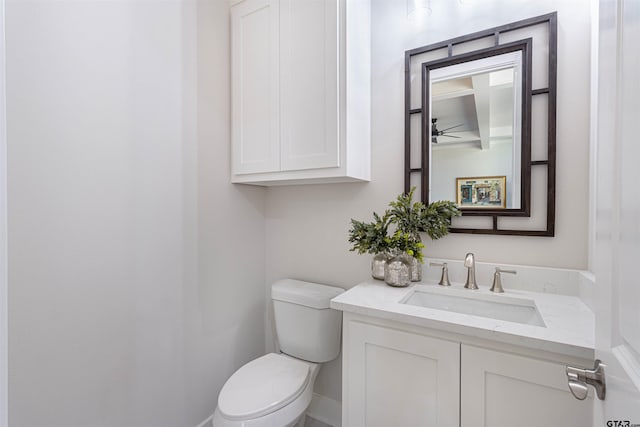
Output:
[{"left": 212, "top": 279, "right": 344, "bottom": 427}]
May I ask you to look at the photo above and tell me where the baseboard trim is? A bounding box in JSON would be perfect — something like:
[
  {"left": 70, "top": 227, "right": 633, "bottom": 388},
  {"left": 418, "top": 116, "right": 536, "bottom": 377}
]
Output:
[
  {"left": 195, "top": 414, "right": 213, "bottom": 427},
  {"left": 307, "top": 393, "right": 342, "bottom": 427},
  {"left": 197, "top": 394, "right": 342, "bottom": 427}
]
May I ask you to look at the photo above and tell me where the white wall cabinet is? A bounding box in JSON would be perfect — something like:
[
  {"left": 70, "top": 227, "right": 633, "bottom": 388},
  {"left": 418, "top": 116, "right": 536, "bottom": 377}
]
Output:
[
  {"left": 231, "top": 0, "right": 280, "bottom": 175},
  {"left": 342, "top": 313, "right": 593, "bottom": 427},
  {"left": 230, "top": 0, "right": 370, "bottom": 185}
]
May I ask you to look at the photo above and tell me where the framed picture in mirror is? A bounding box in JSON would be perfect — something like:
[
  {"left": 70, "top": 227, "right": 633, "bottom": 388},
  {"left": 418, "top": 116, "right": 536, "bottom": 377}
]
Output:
[{"left": 456, "top": 176, "right": 506, "bottom": 209}]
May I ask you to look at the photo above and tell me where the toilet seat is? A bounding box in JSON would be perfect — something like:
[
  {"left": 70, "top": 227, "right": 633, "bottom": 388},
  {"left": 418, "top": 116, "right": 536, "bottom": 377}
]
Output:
[{"left": 218, "top": 353, "right": 311, "bottom": 421}]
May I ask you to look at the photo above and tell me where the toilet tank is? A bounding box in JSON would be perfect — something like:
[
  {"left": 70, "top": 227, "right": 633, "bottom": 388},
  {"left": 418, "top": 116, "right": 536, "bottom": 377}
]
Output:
[{"left": 271, "top": 279, "right": 344, "bottom": 363}]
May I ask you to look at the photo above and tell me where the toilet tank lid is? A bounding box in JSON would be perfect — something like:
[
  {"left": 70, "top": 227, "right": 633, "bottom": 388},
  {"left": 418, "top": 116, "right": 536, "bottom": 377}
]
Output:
[{"left": 271, "top": 279, "right": 344, "bottom": 309}]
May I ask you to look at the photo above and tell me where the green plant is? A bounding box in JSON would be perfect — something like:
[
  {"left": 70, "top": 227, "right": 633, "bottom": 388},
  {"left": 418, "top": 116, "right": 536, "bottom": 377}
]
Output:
[
  {"left": 348, "top": 187, "right": 460, "bottom": 263},
  {"left": 388, "top": 187, "right": 425, "bottom": 238},
  {"left": 422, "top": 199, "right": 461, "bottom": 240},
  {"left": 389, "top": 187, "right": 460, "bottom": 240},
  {"left": 348, "top": 211, "right": 392, "bottom": 255},
  {"left": 389, "top": 230, "right": 425, "bottom": 263}
]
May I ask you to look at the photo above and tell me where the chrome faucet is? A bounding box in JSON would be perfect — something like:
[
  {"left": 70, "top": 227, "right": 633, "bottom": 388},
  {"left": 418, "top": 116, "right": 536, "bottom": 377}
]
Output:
[{"left": 464, "top": 253, "right": 478, "bottom": 289}]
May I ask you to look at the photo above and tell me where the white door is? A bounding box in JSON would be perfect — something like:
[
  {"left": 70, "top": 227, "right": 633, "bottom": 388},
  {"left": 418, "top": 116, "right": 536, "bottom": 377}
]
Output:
[{"left": 593, "top": 0, "right": 640, "bottom": 424}]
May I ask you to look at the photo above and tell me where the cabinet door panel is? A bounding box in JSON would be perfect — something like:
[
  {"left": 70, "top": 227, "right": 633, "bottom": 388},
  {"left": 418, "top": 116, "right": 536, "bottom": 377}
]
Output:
[
  {"left": 345, "top": 321, "right": 460, "bottom": 427},
  {"left": 461, "top": 344, "right": 593, "bottom": 427},
  {"left": 231, "top": 0, "right": 280, "bottom": 174},
  {"left": 280, "top": 0, "right": 339, "bottom": 171}
]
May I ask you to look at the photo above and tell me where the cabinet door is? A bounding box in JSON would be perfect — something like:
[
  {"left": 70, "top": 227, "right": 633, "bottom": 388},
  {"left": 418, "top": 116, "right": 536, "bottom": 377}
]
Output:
[
  {"left": 279, "top": 0, "right": 339, "bottom": 171},
  {"left": 461, "top": 344, "right": 593, "bottom": 427},
  {"left": 344, "top": 321, "right": 460, "bottom": 427},
  {"left": 231, "top": 0, "right": 280, "bottom": 175}
]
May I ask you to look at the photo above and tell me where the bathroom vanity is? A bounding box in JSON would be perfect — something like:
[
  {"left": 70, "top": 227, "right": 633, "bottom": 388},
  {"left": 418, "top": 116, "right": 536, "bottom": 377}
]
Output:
[{"left": 330, "top": 278, "right": 595, "bottom": 427}]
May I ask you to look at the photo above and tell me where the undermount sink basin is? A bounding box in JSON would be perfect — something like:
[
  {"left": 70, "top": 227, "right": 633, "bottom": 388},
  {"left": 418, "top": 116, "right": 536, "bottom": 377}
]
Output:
[{"left": 401, "top": 288, "right": 546, "bottom": 327}]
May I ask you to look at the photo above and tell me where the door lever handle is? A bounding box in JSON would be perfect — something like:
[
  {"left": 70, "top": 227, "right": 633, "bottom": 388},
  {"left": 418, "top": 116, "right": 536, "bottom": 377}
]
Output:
[{"left": 566, "top": 359, "right": 606, "bottom": 400}]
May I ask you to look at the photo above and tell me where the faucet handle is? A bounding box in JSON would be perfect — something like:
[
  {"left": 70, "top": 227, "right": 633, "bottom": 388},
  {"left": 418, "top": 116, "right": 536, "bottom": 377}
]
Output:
[
  {"left": 429, "top": 262, "right": 451, "bottom": 286},
  {"left": 490, "top": 267, "right": 517, "bottom": 293}
]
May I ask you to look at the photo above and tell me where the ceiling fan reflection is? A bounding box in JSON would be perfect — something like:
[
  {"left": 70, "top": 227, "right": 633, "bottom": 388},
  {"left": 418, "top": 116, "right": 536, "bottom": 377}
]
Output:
[{"left": 431, "top": 118, "right": 464, "bottom": 143}]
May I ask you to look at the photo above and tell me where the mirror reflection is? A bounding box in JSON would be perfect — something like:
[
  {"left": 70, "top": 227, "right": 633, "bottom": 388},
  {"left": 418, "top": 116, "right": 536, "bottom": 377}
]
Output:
[{"left": 428, "top": 51, "right": 523, "bottom": 210}]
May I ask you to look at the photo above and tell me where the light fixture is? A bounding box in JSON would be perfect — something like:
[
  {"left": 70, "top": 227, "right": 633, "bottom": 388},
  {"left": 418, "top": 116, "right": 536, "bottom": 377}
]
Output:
[
  {"left": 407, "top": 0, "right": 432, "bottom": 18},
  {"left": 408, "top": 0, "right": 466, "bottom": 21}
]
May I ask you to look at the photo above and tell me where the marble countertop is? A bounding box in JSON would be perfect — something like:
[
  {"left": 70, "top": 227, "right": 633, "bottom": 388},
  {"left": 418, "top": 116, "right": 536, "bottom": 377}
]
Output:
[{"left": 330, "top": 280, "right": 595, "bottom": 360}]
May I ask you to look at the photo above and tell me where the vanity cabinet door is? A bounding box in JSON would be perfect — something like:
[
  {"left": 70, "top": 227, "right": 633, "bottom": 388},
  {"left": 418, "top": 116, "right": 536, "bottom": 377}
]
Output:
[
  {"left": 460, "top": 344, "right": 593, "bottom": 427},
  {"left": 343, "top": 320, "right": 460, "bottom": 427}
]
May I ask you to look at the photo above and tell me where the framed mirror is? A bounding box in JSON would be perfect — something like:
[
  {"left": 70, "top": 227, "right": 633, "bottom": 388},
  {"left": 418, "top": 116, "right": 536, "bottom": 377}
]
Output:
[
  {"left": 423, "top": 40, "right": 532, "bottom": 216},
  {"left": 404, "top": 13, "right": 557, "bottom": 236}
]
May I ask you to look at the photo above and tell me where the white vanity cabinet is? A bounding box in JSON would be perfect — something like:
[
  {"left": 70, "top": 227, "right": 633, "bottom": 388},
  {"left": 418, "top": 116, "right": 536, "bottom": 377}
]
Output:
[
  {"left": 343, "top": 319, "right": 460, "bottom": 427},
  {"left": 342, "top": 313, "right": 593, "bottom": 427},
  {"left": 461, "top": 344, "right": 592, "bottom": 427},
  {"left": 230, "top": 0, "right": 370, "bottom": 185}
]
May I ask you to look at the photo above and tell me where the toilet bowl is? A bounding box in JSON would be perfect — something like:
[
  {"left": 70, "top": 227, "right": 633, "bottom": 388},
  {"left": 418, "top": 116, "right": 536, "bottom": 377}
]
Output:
[
  {"left": 212, "top": 279, "right": 344, "bottom": 427},
  {"left": 212, "top": 353, "right": 320, "bottom": 427}
]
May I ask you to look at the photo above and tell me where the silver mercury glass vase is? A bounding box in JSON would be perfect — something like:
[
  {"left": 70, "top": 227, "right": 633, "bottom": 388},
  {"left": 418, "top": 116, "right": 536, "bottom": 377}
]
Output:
[
  {"left": 409, "top": 233, "right": 422, "bottom": 282},
  {"left": 371, "top": 252, "right": 389, "bottom": 280},
  {"left": 384, "top": 252, "right": 411, "bottom": 287},
  {"left": 409, "top": 256, "right": 422, "bottom": 282}
]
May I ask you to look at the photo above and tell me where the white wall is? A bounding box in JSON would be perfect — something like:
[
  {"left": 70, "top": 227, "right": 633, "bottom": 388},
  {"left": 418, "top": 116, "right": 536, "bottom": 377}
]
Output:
[
  {"left": 6, "top": 0, "right": 265, "bottom": 425},
  {"left": 0, "top": 0, "right": 7, "bottom": 425},
  {"left": 265, "top": 0, "right": 592, "bottom": 403}
]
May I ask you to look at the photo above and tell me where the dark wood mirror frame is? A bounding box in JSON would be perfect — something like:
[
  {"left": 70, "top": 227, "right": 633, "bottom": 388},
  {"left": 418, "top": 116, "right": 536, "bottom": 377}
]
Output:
[{"left": 404, "top": 12, "right": 557, "bottom": 236}]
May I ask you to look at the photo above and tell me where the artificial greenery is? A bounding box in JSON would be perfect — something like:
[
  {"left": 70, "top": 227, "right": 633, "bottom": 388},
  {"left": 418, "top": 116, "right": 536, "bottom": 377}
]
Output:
[
  {"left": 389, "top": 230, "right": 425, "bottom": 263},
  {"left": 421, "top": 200, "right": 461, "bottom": 240},
  {"left": 388, "top": 187, "right": 427, "bottom": 238},
  {"left": 348, "top": 211, "right": 392, "bottom": 255},
  {"left": 388, "top": 187, "right": 460, "bottom": 240},
  {"left": 348, "top": 187, "right": 460, "bottom": 262}
]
